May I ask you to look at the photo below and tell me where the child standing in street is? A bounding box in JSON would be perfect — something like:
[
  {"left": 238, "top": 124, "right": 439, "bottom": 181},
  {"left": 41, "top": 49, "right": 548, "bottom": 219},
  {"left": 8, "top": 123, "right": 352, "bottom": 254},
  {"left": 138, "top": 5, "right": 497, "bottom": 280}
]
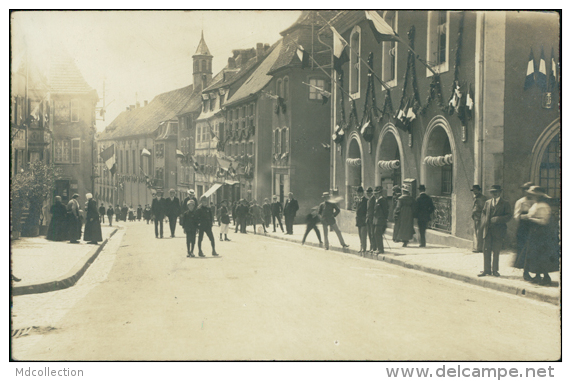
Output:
[
  {"left": 197, "top": 196, "right": 219, "bottom": 257},
  {"left": 180, "top": 200, "right": 199, "bottom": 257}
]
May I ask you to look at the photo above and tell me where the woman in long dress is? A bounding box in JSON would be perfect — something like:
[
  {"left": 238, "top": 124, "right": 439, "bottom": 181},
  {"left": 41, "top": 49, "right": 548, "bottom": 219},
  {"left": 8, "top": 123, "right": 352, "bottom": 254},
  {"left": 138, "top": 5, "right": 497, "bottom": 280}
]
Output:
[
  {"left": 392, "top": 186, "right": 416, "bottom": 247},
  {"left": 83, "top": 193, "right": 103, "bottom": 244},
  {"left": 512, "top": 182, "right": 535, "bottom": 280},
  {"left": 47, "top": 196, "right": 68, "bottom": 241},
  {"left": 520, "top": 186, "right": 560, "bottom": 286}
]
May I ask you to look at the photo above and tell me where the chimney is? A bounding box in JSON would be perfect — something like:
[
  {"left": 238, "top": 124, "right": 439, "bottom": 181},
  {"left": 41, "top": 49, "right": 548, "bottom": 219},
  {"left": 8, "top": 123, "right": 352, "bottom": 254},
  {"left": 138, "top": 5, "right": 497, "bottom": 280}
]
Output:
[
  {"left": 256, "top": 43, "right": 264, "bottom": 58},
  {"left": 144, "top": 100, "right": 148, "bottom": 107},
  {"left": 136, "top": 101, "right": 140, "bottom": 108},
  {"left": 129, "top": 105, "right": 135, "bottom": 111},
  {"left": 264, "top": 43, "right": 270, "bottom": 52},
  {"left": 228, "top": 57, "right": 236, "bottom": 69}
]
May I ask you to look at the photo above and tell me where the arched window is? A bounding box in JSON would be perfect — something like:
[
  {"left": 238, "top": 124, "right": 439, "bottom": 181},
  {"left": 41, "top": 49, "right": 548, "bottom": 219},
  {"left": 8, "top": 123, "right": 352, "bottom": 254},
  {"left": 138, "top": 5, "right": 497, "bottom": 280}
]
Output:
[
  {"left": 201, "top": 60, "right": 206, "bottom": 71},
  {"left": 281, "top": 128, "right": 288, "bottom": 154},
  {"left": 539, "top": 133, "right": 560, "bottom": 199},
  {"left": 194, "top": 61, "right": 199, "bottom": 72},
  {"left": 274, "top": 129, "right": 281, "bottom": 154},
  {"left": 283, "top": 77, "right": 289, "bottom": 100},
  {"left": 382, "top": 11, "right": 398, "bottom": 85},
  {"left": 350, "top": 26, "right": 361, "bottom": 96},
  {"left": 207, "top": 60, "right": 211, "bottom": 72},
  {"left": 276, "top": 79, "right": 283, "bottom": 98}
]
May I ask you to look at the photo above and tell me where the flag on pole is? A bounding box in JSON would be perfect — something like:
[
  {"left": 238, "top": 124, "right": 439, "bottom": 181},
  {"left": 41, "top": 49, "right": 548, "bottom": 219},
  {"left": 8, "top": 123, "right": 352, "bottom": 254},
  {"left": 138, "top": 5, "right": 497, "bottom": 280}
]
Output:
[
  {"left": 331, "top": 26, "right": 349, "bottom": 73},
  {"left": 365, "top": 11, "right": 400, "bottom": 43},
  {"left": 524, "top": 48, "right": 535, "bottom": 90},
  {"left": 537, "top": 47, "right": 547, "bottom": 91},
  {"left": 466, "top": 84, "right": 474, "bottom": 120},
  {"left": 100, "top": 144, "right": 117, "bottom": 176},
  {"left": 176, "top": 149, "right": 185, "bottom": 159},
  {"left": 296, "top": 45, "right": 310, "bottom": 69},
  {"left": 141, "top": 148, "right": 151, "bottom": 157}
]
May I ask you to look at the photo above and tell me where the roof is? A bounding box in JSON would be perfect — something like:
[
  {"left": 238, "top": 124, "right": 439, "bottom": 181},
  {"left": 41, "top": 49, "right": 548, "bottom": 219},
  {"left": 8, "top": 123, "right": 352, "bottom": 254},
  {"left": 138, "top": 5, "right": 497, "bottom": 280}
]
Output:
[
  {"left": 269, "top": 28, "right": 331, "bottom": 74},
  {"left": 202, "top": 53, "right": 261, "bottom": 93},
  {"left": 194, "top": 31, "right": 212, "bottom": 56},
  {"left": 321, "top": 11, "right": 369, "bottom": 36},
  {"left": 176, "top": 85, "right": 203, "bottom": 116},
  {"left": 224, "top": 41, "right": 283, "bottom": 107},
  {"left": 280, "top": 11, "right": 338, "bottom": 36},
  {"left": 48, "top": 52, "right": 97, "bottom": 95},
  {"left": 99, "top": 84, "right": 195, "bottom": 140}
]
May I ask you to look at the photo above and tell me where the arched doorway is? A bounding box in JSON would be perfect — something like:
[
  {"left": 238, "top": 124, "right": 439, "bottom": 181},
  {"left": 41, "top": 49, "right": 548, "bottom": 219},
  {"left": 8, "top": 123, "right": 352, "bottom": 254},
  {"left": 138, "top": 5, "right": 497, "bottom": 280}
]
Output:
[
  {"left": 345, "top": 134, "right": 363, "bottom": 210},
  {"left": 375, "top": 124, "right": 404, "bottom": 190},
  {"left": 531, "top": 119, "right": 560, "bottom": 201},
  {"left": 421, "top": 117, "right": 456, "bottom": 233}
]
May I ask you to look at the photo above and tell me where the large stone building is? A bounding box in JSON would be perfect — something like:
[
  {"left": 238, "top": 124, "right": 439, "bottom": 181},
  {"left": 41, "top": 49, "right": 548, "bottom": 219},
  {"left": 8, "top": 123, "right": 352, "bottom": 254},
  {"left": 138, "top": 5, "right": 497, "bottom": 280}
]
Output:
[
  {"left": 324, "top": 11, "right": 559, "bottom": 247},
  {"left": 11, "top": 49, "right": 98, "bottom": 235}
]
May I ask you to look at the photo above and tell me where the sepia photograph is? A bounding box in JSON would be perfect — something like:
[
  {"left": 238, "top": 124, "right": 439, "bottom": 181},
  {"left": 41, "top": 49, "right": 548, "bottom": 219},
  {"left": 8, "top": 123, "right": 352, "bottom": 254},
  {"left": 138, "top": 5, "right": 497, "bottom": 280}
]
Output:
[{"left": 9, "top": 8, "right": 562, "bottom": 368}]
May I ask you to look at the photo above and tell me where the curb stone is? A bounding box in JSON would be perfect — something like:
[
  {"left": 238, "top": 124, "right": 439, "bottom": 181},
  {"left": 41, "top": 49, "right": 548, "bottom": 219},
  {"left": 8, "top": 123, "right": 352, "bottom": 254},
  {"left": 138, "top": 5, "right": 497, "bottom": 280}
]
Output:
[
  {"left": 12, "top": 228, "right": 119, "bottom": 296},
  {"left": 263, "top": 231, "right": 560, "bottom": 306}
]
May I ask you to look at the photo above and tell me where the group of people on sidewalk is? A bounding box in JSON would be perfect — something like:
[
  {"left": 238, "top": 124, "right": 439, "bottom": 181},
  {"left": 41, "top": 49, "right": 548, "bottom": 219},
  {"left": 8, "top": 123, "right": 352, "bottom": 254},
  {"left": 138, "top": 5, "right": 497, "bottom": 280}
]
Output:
[
  {"left": 471, "top": 182, "right": 559, "bottom": 285},
  {"left": 228, "top": 193, "right": 299, "bottom": 235},
  {"left": 46, "top": 193, "right": 103, "bottom": 245}
]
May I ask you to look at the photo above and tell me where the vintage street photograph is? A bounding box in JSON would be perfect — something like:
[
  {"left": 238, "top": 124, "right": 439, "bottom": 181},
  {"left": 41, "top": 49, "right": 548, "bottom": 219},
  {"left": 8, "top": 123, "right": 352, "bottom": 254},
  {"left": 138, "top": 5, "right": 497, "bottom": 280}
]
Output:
[{"left": 10, "top": 9, "right": 561, "bottom": 364}]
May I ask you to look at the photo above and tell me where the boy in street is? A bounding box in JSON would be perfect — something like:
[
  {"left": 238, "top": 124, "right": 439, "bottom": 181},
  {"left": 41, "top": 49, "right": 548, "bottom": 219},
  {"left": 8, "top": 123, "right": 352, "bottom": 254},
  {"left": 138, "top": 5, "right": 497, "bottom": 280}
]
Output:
[
  {"left": 271, "top": 195, "right": 284, "bottom": 233},
  {"left": 196, "top": 195, "right": 218, "bottom": 257},
  {"left": 180, "top": 200, "right": 199, "bottom": 257}
]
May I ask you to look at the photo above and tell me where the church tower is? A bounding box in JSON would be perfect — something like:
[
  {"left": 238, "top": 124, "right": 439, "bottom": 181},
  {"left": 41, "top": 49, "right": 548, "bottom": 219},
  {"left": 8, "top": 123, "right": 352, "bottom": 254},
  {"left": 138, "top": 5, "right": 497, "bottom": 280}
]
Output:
[{"left": 193, "top": 31, "right": 213, "bottom": 91}]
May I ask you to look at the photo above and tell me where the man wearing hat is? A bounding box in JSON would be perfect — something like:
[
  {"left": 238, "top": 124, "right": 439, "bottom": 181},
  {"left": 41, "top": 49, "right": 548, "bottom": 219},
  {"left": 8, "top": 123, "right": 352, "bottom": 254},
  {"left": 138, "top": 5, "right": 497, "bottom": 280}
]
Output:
[
  {"left": 318, "top": 192, "right": 349, "bottom": 250},
  {"left": 183, "top": 189, "right": 198, "bottom": 210},
  {"left": 391, "top": 185, "right": 402, "bottom": 222},
  {"left": 165, "top": 189, "right": 181, "bottom": 237},
  {"left": 271, "top": 195, "right": 284, "bottom": 233},
  {"left": 478, "top": 185, "right": 512, "bottom": 277},
  {"left": 67, "top": 194, "right": 82, "bottom": 243},
  {"left": 151, "top": 190, "right": 166, "bottom": 238},
  {"left": 372, "top": 186, "right": 389, "bottom": 254},
  {"left": 471, "top": 185, "right": 487, "bottom": 253},
  {"left": 365, "top": 187, "right": 377, "bottom": 253},
  {"left": 416, "top": 185, "right": 435, "bottom": 248},
  {"left": 284, "top": 192, "right": 299, "bottom": 235},
  {"left": 355, "top": 186, "right": 368, "bottom": 254},
  {"left": 393, "top": 185, "right": 416, "bottom": 247}
]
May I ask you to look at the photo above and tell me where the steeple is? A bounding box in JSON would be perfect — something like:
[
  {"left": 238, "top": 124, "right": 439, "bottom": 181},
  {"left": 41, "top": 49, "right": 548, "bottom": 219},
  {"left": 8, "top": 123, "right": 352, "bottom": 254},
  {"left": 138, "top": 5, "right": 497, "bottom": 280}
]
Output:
[{"left": 193, "top": 30, "right": 213, "bottom": 91}]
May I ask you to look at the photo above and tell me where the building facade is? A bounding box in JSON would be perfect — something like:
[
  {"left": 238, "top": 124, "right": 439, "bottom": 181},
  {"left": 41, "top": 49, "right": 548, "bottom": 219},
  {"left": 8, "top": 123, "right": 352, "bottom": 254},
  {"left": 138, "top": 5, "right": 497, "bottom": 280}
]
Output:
[{"left": 326, "top": 11, "right": 559, "bottom": 247}]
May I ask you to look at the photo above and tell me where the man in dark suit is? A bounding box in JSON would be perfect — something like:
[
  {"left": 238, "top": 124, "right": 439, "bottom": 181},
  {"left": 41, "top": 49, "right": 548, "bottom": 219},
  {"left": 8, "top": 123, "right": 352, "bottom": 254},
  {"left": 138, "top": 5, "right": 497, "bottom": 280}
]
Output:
[
  {"left": 478, "top": 185, "right": 512, "bottom": 277},
  {"left": 283, "top": 192, "right": 299, "bottom": 235},
  {"left": 471, "top": 185, "right": 487, "bottom": 253},
  {"left": 355, "top": 186, "right": 368, "bottom": 254},
  {"left": 318, "top": 192, "right": 348, "bottom": 250},
  {"left": 415, "top": 185, "right": 435, "bottom": 248},
  {"left": 99, "top": 203, "right": 106, "bottom": 224},
  {"left": 165, "top": 189, "right": 181, "bottom": 237},
  {"left": 365, "top": 187, "right": 376, "bottom": 253},
  {"left": 271, "top": 195, "right": 284, "bottom": 233},
  {"left": 151, "top": 191, "right": 165, "bottom": 238},
  {"left": 372, "top": 186, "right": 389, "bottom": 254}
]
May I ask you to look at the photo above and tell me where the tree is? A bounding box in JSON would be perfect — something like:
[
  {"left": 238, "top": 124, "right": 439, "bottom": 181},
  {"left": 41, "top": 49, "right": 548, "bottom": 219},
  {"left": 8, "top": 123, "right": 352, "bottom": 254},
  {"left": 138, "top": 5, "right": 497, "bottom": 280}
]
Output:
[{"left": 11, "top": 161, "right": 62, "bottom": 238}]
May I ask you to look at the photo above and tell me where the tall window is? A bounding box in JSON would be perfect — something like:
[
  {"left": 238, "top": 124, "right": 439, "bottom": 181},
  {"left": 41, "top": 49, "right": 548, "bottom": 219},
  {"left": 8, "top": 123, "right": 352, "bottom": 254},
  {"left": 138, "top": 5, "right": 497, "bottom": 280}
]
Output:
[
  {"left": 539, "top": 133, "right": 560, "bottom": 199},
  {"left": 349, "top": 26, "right": 361, "bottom": 96},
  {"left": 427, "top": 11, "right": 450, "bottom": 75},
  {"left": 125, "top": 150, "right": 129, "bottom": 174},
  {"left": 309, "top": 78, "right": 326, "bottom": 100},
  {"left": 281, "top": 128, "right": 289, "bottom": 154},
  {"left": 201, "top": 60, "right": 206, "bottom": 71},
  {"left": 382, "top": 11, "right": 398, "bottom": 86},
  {"left": 276, "top": 79, "right": 283, "bottom": 98},
  {"left": 197, "top": 125, "right": 202, "bottom": 143},
  {"left": 274, "top": 129, "right": 281, "bottom": 154},
  {"left": 71, "top": 138, "right": 80, "bottom": 164},
  {"left": 218, "top": 122, "right": 224, "bottom": 143},
  {"left": 210, "top": 95, "right": 215, "bottom": 111},
  {"left": 119, "top": 151, "right": 123, "bottom": 172},
  {"left": 132, "top": 150, "right": 136, "bottom": 174},
  {"left": 71, "top": 99, "right": 79, "bottom": 122},
  {"left": 283, "top": 77, "right": 289, "bottom": 100},
  {"left": 54, "top": 139, "right": 71, "bottom": 163},
  {"left": 202, "top": 124, "right": 208, "bottom": 142}
]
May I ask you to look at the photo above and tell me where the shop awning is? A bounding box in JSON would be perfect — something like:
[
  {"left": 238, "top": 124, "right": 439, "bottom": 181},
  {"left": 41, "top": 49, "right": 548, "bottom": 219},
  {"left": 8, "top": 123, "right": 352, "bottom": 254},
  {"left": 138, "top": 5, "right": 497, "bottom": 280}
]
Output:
[{"left": 203, "top": 183, "right": 223, "bottom": 198}]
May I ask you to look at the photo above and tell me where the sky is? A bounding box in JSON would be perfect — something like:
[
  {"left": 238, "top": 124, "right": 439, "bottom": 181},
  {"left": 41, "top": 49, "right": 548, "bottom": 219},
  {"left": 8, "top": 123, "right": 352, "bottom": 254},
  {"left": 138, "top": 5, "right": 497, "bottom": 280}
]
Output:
[{"left": 11, "top": 10, "right": 302, "bottom": 131}]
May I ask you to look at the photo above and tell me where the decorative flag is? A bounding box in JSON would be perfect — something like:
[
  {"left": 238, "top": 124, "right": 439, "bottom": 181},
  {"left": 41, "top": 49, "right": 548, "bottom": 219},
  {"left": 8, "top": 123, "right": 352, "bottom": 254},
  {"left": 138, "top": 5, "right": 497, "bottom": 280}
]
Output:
[
  {"left": 365, "top": 11, "right": 400, "bottom": 43},
  {"left": 296, "top": 45, "right": 310, "bottom": 69},
  {"left": 406, "top": 105, "right": 416, "bottom": 122},
  {"left": 331, "top": 26, "right": 349, "bottom": 73},
  {"left": 548, "top": 47, "right": 558, "bottom": 91},
  {"left": 524, "top": 48, "right": 535, "bottom": 90},
  {"left": 466, "top": 84, "right": 474, "bottom": 120},
  {"left": 537, "top": 47, "right": 547, "bottom": 91},
  {"left": 100, "top": 145, "right": 117, "bottom": 176},
  {"left": 141, "top": 148, "right": 151, "bottom": 157},
  {"left": 176, "top": 149, "right": 185, "bottom": 159}
]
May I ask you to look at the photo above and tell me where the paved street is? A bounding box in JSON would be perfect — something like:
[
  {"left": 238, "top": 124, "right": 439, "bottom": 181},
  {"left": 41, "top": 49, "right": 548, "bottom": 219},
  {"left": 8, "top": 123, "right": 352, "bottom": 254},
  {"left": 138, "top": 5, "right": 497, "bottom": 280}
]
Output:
[{"left": 11, "top": 222, "right": 560, "bottom": 361}]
